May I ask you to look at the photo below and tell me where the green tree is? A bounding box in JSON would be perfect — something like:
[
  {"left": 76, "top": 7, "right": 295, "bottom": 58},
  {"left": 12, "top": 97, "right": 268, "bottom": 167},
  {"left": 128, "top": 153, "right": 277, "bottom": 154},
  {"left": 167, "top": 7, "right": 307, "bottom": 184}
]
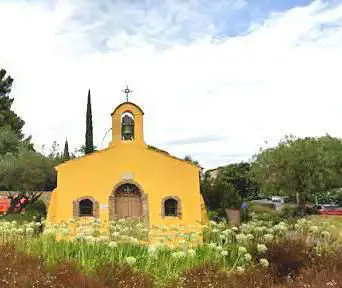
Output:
[
  {"left": 85, "top": 89, "right": 94, "bottom": 154},
  {"left": 201, "top": 170, "right": 243, "bottom": 215},
  {"left": 0, "top": 68, "right": 13, "bottom": 96},
  {"left": 0, "top": 69, "right": 25, "bottom": 138},
  {"left": 251, "top": 135, "right": 342, "bottom": 206},
  {"left": 0, "top": 144, "right": 55, "bottom": 213},
  {"left": 184, "top": 154, "right": 199, "bottom": 166},
  {"left": 63, "top": 138, "right": 70, "bottom": 161},
  {"left": 0, "top": 126, "right": 21, "bottom": 156},
  {"left": 217, "top": 162, "right": 259, "bottom": 200}
]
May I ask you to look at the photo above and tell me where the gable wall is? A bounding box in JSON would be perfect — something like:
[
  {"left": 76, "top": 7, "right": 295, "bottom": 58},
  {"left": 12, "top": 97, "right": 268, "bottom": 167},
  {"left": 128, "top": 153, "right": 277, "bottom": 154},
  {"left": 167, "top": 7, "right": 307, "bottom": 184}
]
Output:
[{"left": 48, "top": 144, "right": 202, "bottom": 226}]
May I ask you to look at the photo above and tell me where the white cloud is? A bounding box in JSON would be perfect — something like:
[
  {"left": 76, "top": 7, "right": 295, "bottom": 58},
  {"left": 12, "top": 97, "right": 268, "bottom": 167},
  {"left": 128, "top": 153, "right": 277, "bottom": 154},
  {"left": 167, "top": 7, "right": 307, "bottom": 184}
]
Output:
[{"left": 0, "top": 0, "right": 342, "bottom": 169}]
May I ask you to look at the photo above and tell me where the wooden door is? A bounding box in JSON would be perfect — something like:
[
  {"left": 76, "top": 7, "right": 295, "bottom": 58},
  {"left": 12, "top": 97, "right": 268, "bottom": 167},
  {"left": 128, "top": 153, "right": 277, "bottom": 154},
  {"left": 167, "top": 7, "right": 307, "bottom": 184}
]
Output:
[{"left": 115, "top": 196, "right": 142, "bottom": 218}]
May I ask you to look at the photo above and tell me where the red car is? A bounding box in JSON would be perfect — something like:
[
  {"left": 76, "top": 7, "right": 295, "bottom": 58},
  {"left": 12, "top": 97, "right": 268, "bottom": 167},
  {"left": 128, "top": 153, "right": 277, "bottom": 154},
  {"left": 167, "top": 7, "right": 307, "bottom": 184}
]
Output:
[{"left": 316, "top": 204, "right": 342, "bottom": 216}]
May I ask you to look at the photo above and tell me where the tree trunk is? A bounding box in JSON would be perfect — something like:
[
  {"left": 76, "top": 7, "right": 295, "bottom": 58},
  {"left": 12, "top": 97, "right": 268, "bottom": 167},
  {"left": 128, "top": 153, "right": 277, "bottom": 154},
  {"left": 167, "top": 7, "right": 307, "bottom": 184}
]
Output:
[{"left": 296, "top": 191, "right": 300, "bottom": 206}]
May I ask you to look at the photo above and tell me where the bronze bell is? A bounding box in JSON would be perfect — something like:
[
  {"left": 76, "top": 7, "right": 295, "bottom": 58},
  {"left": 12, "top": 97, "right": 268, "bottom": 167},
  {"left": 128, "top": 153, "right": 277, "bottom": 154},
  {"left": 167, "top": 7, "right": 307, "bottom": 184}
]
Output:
[
  {"left": 121, "top": 114, "right": 134, "bottom": 140},
  {"left": 122, "top": 124, "right": 132, "bottom": 135}
]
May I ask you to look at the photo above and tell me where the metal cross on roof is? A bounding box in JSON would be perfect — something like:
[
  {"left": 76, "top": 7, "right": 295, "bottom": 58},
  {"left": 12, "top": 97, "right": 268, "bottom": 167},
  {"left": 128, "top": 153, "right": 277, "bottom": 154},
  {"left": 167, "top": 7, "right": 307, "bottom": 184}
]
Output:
[{"left": 122, "top": 86, "right": 133, "bottom": 102}]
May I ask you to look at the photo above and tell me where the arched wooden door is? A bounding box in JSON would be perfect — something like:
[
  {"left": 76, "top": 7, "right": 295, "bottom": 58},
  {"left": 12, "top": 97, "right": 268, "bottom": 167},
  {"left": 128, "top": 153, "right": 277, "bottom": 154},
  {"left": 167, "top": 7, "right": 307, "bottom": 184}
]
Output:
[{"left": 115, "top": 183, "right": 142, "bottom": 218}]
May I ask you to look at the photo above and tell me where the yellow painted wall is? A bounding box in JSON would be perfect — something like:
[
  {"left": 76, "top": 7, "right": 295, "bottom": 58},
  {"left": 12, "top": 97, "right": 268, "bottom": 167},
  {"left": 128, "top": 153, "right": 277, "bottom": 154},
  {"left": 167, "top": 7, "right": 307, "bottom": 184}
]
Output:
[{"left": 48, "top": 102, "right": 206, "bottom": 229}]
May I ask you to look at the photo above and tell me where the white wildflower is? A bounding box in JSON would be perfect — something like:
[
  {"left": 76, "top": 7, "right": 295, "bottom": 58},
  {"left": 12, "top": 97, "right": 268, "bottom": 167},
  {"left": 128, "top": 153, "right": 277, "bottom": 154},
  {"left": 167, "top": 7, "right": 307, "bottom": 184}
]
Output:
[
  {"left": 257, "top": 244, "right": 268, "bottom": 253},
  {"left": 238, "top": 246, "right": 247, "bottom": 255},
  {"left": 244, "top": 253, "right": 252, "bottom": 262},
  {"left": 260, "top": 258, "right": 269, "bottom": 267},
  {"left": 125, "top": 256, "right": 136, "bottom": 266}
]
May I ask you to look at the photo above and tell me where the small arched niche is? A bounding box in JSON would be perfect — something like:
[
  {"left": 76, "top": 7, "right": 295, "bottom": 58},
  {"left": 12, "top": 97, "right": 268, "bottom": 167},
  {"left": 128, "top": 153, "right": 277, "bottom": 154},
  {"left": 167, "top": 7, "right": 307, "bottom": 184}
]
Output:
[
  {"left": 121, "top": 111, "right": 135, "bottom": 141},
  {"left": 73, "top": 196, "right": 99, "bottom": 218},
  {"left": 79, "top": 199, "right": 93, "bottom": 216},
  {"left": 161, "top": 196, "right": 182, "bottom": 218}
]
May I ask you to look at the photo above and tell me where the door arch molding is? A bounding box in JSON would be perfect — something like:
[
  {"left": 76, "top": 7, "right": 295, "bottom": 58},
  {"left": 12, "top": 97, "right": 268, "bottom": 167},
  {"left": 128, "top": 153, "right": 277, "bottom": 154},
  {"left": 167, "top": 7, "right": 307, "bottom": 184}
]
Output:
[{"left": 109, "top": 180, "right": 149, "bottom": 223}]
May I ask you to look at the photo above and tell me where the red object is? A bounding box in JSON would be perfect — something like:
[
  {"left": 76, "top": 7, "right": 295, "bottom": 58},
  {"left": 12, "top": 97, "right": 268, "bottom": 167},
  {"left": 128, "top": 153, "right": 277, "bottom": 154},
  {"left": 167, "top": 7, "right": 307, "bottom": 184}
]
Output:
[
  {"left": 318, "top": 209, "right": 342, "bottom": 216},
  {"left": 0, "top": 198, "right": 10, "bottom": 214},
  {"left": 0, "top": 197, "right": 28, "bottom": 214}
]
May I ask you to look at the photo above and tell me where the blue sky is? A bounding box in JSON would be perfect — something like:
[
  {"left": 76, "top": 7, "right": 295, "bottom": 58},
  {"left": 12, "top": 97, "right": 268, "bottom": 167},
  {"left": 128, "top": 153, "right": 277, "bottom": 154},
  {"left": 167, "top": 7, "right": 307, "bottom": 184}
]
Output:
[
  {"left": 21, "top": 0, "right": 317, "bottom": 50},
  {"left": 0, "top": 0, "right": 342, "bottom": 169}
]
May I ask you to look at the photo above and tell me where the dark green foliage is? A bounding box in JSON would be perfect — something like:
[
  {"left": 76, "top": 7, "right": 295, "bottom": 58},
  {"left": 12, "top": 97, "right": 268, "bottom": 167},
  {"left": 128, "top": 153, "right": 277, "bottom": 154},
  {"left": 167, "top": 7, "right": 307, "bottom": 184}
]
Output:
[
  {"left": 0, "top": 69, "right": 25, "bottom": 139},
  {"left": 217, "top": 162, "right": 259, "bottom": 200},
  {"left": 85, "top": 89, "right": 94, "bottom": 155},
  {"left": 1, "top": 199, "right": 48, "bottom": 223},
  {"left": 184, "top": 154, "right": 199, "bottom": 165},
  {"left": 27, "top": 199, "right": 47, "bottom": 218},
  {"left": 0, "top": 147, "right": 55, "bottom": 192},
  {"left": 0, "top": 129, "right": 56, "bottom": 212},
  {"left": 201, "top": 162, "right": 259, "bottom": 215},
  {"left": 201, "top": 174, "right": 242, "bottom": 215},
  {"left": 220, "top": 182, "right": 242, "bottom": 210},
  {"left": 63, "top": 139, "right": 70, "bottom": 160},
  {"left": 0, "top": 69, "right": 13, "bottom": 96},
  {"left": 279, "top": 205, "right": 297, "bottom": 219},
  {"left": 0, "top": 126, "right": 21, "bottom": 156},
  {"left": 251, "top": 135, "right": 342, "bottom": 205}
]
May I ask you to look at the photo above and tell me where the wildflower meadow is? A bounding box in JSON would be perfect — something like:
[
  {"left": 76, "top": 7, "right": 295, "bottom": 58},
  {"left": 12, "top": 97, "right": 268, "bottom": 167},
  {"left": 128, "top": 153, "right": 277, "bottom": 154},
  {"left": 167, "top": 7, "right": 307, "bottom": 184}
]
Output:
[{"left": 1, "top": 214, "right": 342, "bottom": 287}]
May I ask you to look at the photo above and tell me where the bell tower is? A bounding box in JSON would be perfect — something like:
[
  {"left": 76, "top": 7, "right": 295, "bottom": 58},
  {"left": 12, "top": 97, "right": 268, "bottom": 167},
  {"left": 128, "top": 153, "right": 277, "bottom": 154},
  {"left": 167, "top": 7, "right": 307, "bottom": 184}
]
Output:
[{"left": 109, "top": 87, "right": 145, "bottom": 147}]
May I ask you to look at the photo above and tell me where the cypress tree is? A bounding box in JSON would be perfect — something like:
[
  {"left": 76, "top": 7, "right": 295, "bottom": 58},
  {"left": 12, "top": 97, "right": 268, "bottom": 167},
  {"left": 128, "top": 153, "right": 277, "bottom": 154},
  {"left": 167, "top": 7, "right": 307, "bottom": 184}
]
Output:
[
  {"left": 0, "top": 69, "right": 25, "bottom": 139},
  {"left": 85, "top": 89, "right": 94, "bottom": 154},
  {"left": 63, "top": 138, "right": 70, "bottom": 160}
]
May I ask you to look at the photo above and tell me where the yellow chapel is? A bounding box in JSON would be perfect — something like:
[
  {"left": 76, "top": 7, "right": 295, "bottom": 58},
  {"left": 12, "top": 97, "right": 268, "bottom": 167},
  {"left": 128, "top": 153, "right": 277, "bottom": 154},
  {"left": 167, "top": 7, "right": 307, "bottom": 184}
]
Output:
[{"left": 47, "top": 95, "right": 207, "bottom": 230}]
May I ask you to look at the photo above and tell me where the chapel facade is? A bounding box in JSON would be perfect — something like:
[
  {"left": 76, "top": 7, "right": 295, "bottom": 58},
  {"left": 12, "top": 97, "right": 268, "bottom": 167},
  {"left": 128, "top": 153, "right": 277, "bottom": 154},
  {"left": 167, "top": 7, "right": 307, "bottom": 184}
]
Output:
[{"left": 47, "top": 97, "right": 207, "bottom": 228}]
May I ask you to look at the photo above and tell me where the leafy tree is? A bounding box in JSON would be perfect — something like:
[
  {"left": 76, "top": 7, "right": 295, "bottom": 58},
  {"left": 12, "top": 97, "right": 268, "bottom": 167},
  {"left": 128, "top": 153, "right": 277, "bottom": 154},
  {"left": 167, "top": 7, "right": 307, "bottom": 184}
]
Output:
[
  {"left": 63, "top": 139, "right": 70, "bottom": 161},
  {"left": 0, "top": 68, "right": 14, "bottom": 96},
  {"left": 201, "top": 174, "right": 242, "bottom": 216},
  {"left": 217, "top": 162, "right": 259, "bottom": 200},
  {"left": 217, "top": 181, "right": 242, "bottom": 210},
  {"left": 0, "top": 69, "right": 25, "bottom": 138},
  {"left": 251, "top": 135, "right": 342, "bottom": 206},
  {"left": 184, "top": 155, "right": 199, "bottom": 166},
  {"left": 0, "top": 145, "right": 55, "bottom": 213},
  {"left": 85, "top": 89, "right": 94, "bottom": 154},
  {"left": 0, "top": 126, "right": 21, "bottom": 156}
]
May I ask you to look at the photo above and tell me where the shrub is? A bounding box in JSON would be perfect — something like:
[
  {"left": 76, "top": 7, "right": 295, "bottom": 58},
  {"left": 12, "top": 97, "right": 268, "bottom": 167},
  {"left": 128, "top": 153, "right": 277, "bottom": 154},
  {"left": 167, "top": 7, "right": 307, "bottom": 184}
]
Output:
[
  {"left": 249, "top": 203, "right": 282, "bottom": 222},
  {"left": 0, "top": 244, "right": 101, "bottom": 288},
  {"left": 265, "top": 237, "right": 314, "bottom": 281},
  {"left": 49, "top": 262, "right": 102, "bottom": 288},
  {"left": 0, "top": 199, "right": 47, "bottom": 224},
  {"left": 249, "top": 203, "right": 278, "bottom": 215},
  {"left": 96, "top": 263, "right": 154, "bottom": 288},
  {"left": 207, "top": 210, "right": 220, "bottom": 221},
  {"left": 170, "top": 263, "right": 231, "bottom": 288},
  {"left": 26, "top": 199, "right": 47, "bottom": 218},
  {"left": 280, "top": 205, "right": 297, "bottom": 219}
]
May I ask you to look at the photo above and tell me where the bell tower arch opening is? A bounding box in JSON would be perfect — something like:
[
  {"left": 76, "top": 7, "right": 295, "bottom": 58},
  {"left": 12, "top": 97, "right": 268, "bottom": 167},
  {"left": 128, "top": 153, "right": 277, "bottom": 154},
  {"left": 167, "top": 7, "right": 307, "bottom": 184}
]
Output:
[
  {"left": 110, "top": 101, "right": 145, "bottom": 147},
  {"left": 121, "top": 112, "right": 135, "bottom": 141}
]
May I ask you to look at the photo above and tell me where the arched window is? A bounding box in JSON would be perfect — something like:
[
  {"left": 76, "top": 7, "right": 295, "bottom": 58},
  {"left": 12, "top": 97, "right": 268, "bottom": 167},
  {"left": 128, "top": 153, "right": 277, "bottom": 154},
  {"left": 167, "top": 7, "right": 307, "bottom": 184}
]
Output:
[
  {"left": 79, "top": 199, "right": 93, "bottom": 216},
  {"left": 121, "top": 112, "right": 134, "bottom": 141},
  {"left": 164, "top": 198, "right": 178, "bottom": 216}
]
